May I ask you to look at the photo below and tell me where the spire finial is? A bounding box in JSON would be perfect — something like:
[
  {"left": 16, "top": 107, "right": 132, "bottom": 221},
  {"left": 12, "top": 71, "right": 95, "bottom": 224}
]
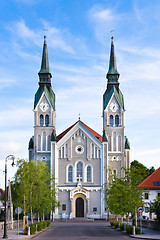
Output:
[{"left": 78, "top": 113, "right": 81, "bottom": 121}]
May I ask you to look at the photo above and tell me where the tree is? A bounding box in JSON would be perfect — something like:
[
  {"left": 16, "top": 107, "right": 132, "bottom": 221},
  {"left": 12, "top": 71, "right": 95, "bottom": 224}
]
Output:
[
  {"left": 130, "top": 160, "right": 155, "bottom": 185},
  {"left": 105, "top": 168, "right": 143, "bottom": 223},
  {"left": 151, "top": 196, "right": 160, "bottom": 222},
  {"left": 11, "top": 159, "right": 59, "bottom": 222}
]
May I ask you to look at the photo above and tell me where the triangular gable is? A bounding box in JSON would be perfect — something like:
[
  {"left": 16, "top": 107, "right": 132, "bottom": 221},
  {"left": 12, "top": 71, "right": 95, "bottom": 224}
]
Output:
[
  {"left": 103, "top": 86, "right": 124, "bottom": 111},
  {"left": 34, "top": 85, "right": 55, "bottom": 110},
  {"left": 138, "top": 167, "right": 160, "bottom": 189},
  {"left": 56, "top": 120, "right": 102, "bottom": 143}
]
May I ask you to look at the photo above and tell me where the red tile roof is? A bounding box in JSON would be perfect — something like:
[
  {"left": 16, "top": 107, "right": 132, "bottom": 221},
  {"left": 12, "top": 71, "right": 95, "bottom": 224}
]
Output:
[
  {"left": 56, "top": 120, "right": 102, "bottom": 143},
  {"left": 138, "top": 167, "right": 160, "bottom": 189}
]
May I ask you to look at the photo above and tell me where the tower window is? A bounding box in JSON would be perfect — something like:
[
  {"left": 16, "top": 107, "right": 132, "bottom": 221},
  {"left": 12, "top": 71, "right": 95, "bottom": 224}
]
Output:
[
  {"left": 113, "top": 131, "right": 116, "bottom": 151},
  {"left": 115, "top": 115, "right": 119, "bottom": 127},
  {"left": 68, "top": 165, "right": 73, "bottom": 182},
  {"left": 87, "top": 165, "right": 92, "bottom": 182},
  {"left": 110, "top": 115, "right": 114, "bottom": 127},
  {"left": 45, "top": 115, "right": 49, "bottom": 126},
  {"left": 38, "top": 135, "right": 41, "bottom": 151},
  {"left": 77, "top": 162, "right": 83, "bottom": 181},
  {"left": 42, "top": 131, "right": 46, "bottom": 151},
  {"left": 113, "top": 169, "right": 116, "bottom": 176},
  {"left": 40, "top": 115, "right": 44, "bottom": 126},
  {"left": 47, "top": 135, "right": 51, "bottom": 151}
]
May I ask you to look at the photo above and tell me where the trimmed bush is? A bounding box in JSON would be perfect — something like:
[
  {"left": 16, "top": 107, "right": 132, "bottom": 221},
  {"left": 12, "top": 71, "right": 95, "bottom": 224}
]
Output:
[
  {"left": 30, "top": 224, "right": 36, "bottom": 235},
  {"left": 46, "top": 220, "right": 51, "bottom": 227},
  {"left": 120, "top": 223, "right": 125, "bottom": 231},
  {"left": 135, "top": 227, "right": 140, "bottom": 234},
  {"left": 126, "top": 225, "right": 133, "bottom": 234},
  {"left": 114, "top": 221, "right": 119, "bottom": 228},
  {"left": 110, "top": 221, "right": 114, "bottom": 226}
]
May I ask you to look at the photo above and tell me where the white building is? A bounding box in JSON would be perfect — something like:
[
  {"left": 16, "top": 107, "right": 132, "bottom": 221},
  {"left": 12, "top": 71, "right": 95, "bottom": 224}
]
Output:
[{"left": 28, "top": 36, "right": 130, "bottom": 219}]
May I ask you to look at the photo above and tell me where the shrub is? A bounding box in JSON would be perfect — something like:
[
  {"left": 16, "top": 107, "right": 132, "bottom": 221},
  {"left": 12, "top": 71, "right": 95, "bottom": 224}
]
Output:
[
  {"left": 46, "top": 220, "right": 51, "bottom": 227},
  {"left": 24, "top": 226, "right": 28, "bottom": 235},
  {"left": 114, "top": 221, "right": 119, "bottom": 228},
  {"left": 37, "top": 222, "right": 43, "bottom": 231},
  {"left": 126, "top": 225, "right": 133, "bottom": 234},
  {"left": 120, "top": 223, "right": 125, "bottom": 231},
  {"left": 30, "top": 224, "right": 36, "bottom": 235},
  {"left": 110, "top": 221, "right": 114, "bottom": 226},
  {"left": 135, "top": 227, "right": 140, "bottom": 234},
  {"left": 42, "top": 221, "right": 47, "bottom": 228}
]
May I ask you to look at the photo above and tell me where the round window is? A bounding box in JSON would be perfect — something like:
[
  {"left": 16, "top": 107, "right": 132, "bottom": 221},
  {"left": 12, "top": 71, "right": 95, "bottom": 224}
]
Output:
[{"left": 75, "top": 145, "right": 84, "bottom": 154}]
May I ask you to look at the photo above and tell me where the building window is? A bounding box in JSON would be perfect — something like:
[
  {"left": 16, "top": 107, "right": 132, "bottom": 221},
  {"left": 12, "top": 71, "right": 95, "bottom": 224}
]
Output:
[
  {"left": 42, "top": 131, "right": 46, "bottom": 151},
  {"left": 95, "top": 147, "right": 97, "bottom": 158},
  {"left": 40, "top": 115, "right": 44, "bottom": 126},
  {"left": 98, "top": 150, "right": 101, "bottom": 158},
  {"left": 113, "top": 169, "right": 116, "bottom": 176},
  {"left": 45, "top": 115, "right": 49, "bottom": 126},
  {"left": 92, "top": 143, "right": 94, "bottom": 158},
  {"left": 38, "top": 135, "right": 41, "bottom": 151},
  {"left": 68, "top": 166, "right": 73, "bottom": 182},
  {"left": 62, "top": 204, "right": 66, "bottom": 211},
  {"left": 118, "top": 135, "right": 122, "bottom": 151},
  {"left": 110, "top": 115, "right": 114, "bottom": 126},
  {"left": 93, "top": 207, "right": 97, "bottom": 212},
  {"left": 115, "top": 115, "right": 119, "bottom": 127},
  {"left": 145, "top": 193, "right": 149, "bottom": 200},
  {"left": 87, "top": 166, "right": 92, "bottom": 182},
  {"left": 108, "top": 136, "right": 111, "bottom": 151},
  {"left": 77, "top": 162, "right": 83, "bottom": 181},
  {"left": 47, "top": 135, "right": 51, "bottom": 151},
  {"left": 66, "top": 143, "right": 68, "bottom": 158},
  {"left": 113, "top": 131, "right": 116, "bottom": 151},
  {"left": 62, "top": 147, "right": 64, "bottom": 158},
  {"left": 59, "top": 150, "right": 61, "bottom": 158}
]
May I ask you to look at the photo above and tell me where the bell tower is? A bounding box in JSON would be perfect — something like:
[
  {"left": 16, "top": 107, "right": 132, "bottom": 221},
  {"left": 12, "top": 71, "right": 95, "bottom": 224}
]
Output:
[
  {"left": 103, "top": 37, "right": 130, "bottom": 177},
  {"left": 28, "top": 36, "right": 56, "bottom": 165}
]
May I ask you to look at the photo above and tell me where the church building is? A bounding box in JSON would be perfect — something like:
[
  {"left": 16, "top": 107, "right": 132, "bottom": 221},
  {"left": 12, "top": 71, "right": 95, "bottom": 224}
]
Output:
[{"left": 28, "top": 36, "right": 130, "bottom": 219}]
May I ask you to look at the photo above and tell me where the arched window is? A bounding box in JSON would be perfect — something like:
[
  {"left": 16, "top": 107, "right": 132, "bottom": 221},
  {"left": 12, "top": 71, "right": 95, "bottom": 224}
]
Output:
[
  {"left": 45, "top": 115, "right": 49, "bottom": 126},
  {"left": 38, "top": 135, "right": 41, "bottom": 151},
  {"left": 59, "top": 150, "right": 61, "bottom": 158},
  {"left": 118, "top": 135, "right": 122, "bottom": 151},
  {"left": 68, "top": 166, "right": 73, "bottom": 182},
  {"left": 95, "top": 147, "right": 97, "bottom": 158},
  {"left": 115, "top": 115, "right": 119, "bottom": 127},
  {"left": 110, "top": 115, "right": 114, "bottom": 126},
  {"left": 92, "top": 143, "right": 94, "bottom": 158},
  {"left": 108, "top": 136, "right": 112, "bottom": 151},
  {"left": 47, "top": 135, "right": 51, "bottom": 151},
  {"left": 113, "top": 131, "right": 116, "bottom": 151},
  {"left": 66, "top": 143, "right": 68, "bottom": 158},
  {"left": 42, "top": 131, "right": 46, "bottom": 151},
  {"left": 77, "top": 162, "right": 83, "bottom": 181},
  {"left": 40, "top": 115, "right": 44, "bottom": 126},
  {"left": 62, "top": 147, "right": 64, "bottom": 158},
  {"left": 87, "top": 166, "right": 92, "bottom": 182}
]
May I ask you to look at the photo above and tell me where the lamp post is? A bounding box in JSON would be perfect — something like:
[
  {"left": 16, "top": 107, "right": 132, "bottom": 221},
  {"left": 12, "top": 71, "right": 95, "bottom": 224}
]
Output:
[{"left": 3, "top": 155, "right": 15, "bottom": 239}]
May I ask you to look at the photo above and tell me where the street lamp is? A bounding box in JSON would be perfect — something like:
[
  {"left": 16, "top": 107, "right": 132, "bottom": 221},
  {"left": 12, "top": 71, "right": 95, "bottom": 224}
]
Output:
[{"left": 3, "top": 155, "right": 15, "bottom": 239}]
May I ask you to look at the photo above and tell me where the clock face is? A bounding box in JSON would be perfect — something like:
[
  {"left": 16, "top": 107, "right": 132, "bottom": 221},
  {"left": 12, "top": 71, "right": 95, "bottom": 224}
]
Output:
[
  {"left": 75, "top": 145, "right": 84, "bottom": 154},
  {"left": 40, "top": 102, "right": 49, "bottom": 112},
  {"left": 110, "top": 102, "right": 118, "bottom": 112}
]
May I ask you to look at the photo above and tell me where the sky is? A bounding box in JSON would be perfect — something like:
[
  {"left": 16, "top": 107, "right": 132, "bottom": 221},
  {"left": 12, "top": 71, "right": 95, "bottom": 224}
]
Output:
[{"left": 0, "top": 0, "right": 160, "bottom": 189}]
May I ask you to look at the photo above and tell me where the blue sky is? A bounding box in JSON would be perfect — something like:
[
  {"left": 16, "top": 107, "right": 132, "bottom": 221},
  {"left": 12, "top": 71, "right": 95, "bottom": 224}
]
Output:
[{"left": 0, "top": 0, "right": 160, "bottom": 188}]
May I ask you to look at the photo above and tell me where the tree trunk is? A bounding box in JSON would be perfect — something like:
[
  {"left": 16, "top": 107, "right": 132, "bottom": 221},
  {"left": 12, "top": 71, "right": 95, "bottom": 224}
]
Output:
[
  {"left": 121, "top": 216, "right": 123, "bottom": 223},
  {"left": 30, "top": 182, "right": 34, "bottom": 224},
  {"left": 127, "top": 214, "right": 129, "bottom": 225},
  {"left": 116, "top": 215, "right": 118, "bottom": 221},
  {"left": 135, "top": 207, "right": 137, "bottom": 227},
  {"left": 43, "top": 212, "right": 44, "bottom": 221},
  {"left": 38, "top": 212, "right": 40, "bottom": 222}
]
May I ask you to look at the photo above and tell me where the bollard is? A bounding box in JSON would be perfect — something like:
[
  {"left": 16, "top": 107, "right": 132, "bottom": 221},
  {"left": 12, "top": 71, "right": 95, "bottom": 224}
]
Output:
[
  {"left": 133, "top": 226, "right": 135, "bottom": 235},
  {"left": 27, "top": 226, "right": 30, "bottom": 236}
]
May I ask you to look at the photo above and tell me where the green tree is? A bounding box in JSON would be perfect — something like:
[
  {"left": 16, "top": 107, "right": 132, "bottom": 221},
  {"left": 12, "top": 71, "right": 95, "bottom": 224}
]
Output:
[
  {"left": 105, "top": 168, "right": 143, "bottom": 223},
  {"left": 11, "top": 159, "right": 59, "bottom": 222},
  {"left": 151, "top": 196, "right": 160, "bottom": 222},
  {"left": 130, "top": 160, "right": 155, "bottom": 185}
]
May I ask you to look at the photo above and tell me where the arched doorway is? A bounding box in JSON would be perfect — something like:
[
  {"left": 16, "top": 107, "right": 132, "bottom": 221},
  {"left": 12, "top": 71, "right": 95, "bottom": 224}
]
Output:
[{"left": 76, "top": 197, "right": 84, "bottom": 217}]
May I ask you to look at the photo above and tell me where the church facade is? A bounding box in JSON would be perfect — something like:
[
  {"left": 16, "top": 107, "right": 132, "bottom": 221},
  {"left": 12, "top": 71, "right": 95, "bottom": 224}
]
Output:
[{"left": 28, "top": 36, "right": 130, "bottom": 219}]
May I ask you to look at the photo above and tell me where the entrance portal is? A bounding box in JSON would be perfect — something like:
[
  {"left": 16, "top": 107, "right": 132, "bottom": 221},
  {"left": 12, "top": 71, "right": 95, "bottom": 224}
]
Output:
[{"left": 76, "top": 197, "right": 84, "bottom": 217}]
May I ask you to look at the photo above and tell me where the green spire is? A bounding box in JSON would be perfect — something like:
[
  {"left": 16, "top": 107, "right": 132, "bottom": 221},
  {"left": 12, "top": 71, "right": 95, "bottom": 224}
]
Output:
[
  {"left": 107, "top": 37, "right": 119, "bottom": 81},
  {"left": 102, "top": 130, "right": 108, "bottom": 142},
  {"left": 38, "top": 36, "right": 52, "bottom": 85}
]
